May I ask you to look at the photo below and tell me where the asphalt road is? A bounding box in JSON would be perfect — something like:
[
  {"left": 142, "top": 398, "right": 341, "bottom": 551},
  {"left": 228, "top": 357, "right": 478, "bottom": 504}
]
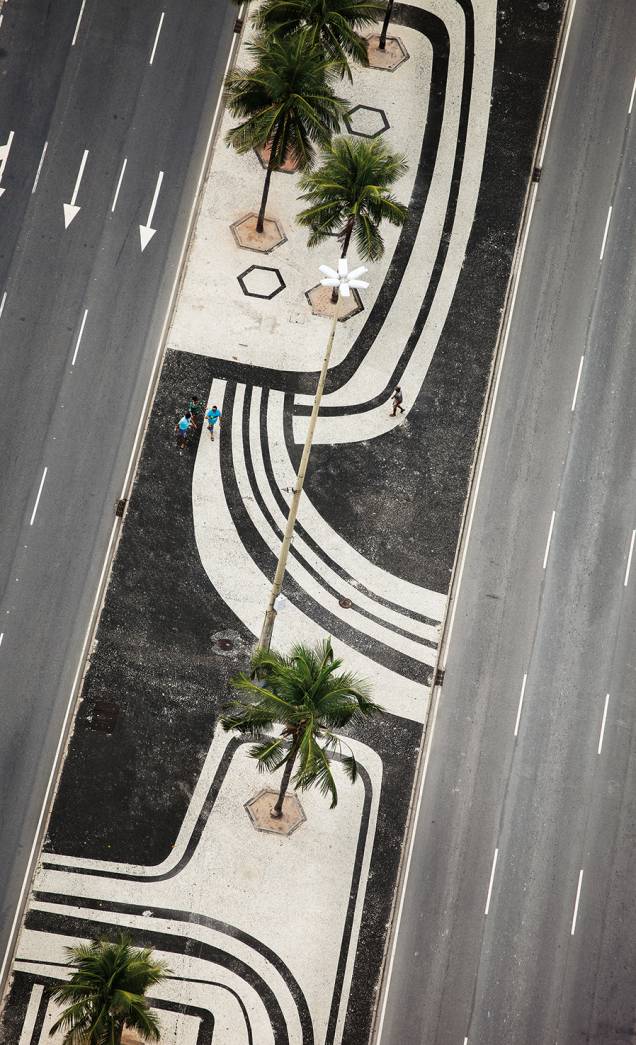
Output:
[
  {"left": 0, "top": 0, "right": 235, "bottom": 970},
  {"left": 376, "top": 2, "right": 636, "bottom": 1043}
]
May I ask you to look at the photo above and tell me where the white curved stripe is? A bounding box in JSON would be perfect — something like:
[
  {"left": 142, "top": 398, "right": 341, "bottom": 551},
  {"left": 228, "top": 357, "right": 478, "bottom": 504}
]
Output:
[
  {"left": 247, "top": 389, "right": 440, "bottom": 643},
  {"left": 18, "top": 930, "right": 271, "bottom": 1045},
  {"left": 192, "top": 382, "right": 429, "bottom": 721},
  {"left": 264, "top": 388, "right": 446, "bottom": 623},
  {"left": 293, "top": 0, "right": 497, "bottom": 444},
  {"left": 234, "top": 386, "right": 436, "bottom": 667}
]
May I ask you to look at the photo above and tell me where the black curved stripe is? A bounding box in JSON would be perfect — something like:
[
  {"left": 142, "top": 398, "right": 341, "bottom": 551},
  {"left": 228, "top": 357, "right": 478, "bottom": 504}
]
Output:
[
  {"left": 258, "top": 388, "right": 442, "bottom": 633},
  {"left": 296, "top": 0, "right": 475, "bottom": 415},
  {"left": 25, "top": 906, "right": 298, "bottom": 1045},
  {"left": 243, "top": 387, "right": 437, "bottom": 651},
  {"left": 222, "top": 383, "right": 432, "bottom": 684},
  {"left": 204, "top": 2, "right": 452, "bottom": 398}
]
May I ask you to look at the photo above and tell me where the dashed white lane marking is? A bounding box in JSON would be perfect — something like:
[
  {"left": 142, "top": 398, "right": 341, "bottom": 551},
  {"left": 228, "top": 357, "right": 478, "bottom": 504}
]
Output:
[
  {"left": 624, "top": 529, "right": 635, "bottom": 587},
  {"left": 629, "top": 73, "right": 636, "bottom": 116},
  {"left": 18, "top": 983, "right": 43, "bottom": 1045},
  {"left": 542, "top": 510, "right": 556, "bottom": 570},
  {"left": 71, "top": 0, "right": 87, "bottom": 46},
  {"left": 0, "top": 633, "right": 4, "bottom": 648},
  {"left": 30, "top": 467, "right": 48, "bottom": 526},
  {"left": 599, "top": 205, "right": 612, "bottom": 261},
  {"left": 32, "top": 140, "right": 48, "bottom": 193},
  {"left": 571, "top": 355, "right": 584, "bottom": 412},
  {"left": 484, "top": 848, "right": 499, "bottom": 916},
  {"left": 598, "top": 693, "right": 610, "bottom": 755},
  {"left": 71, "top": 309, "right": 88, "bottom": 366},
  {"left": 149, "top": 11, "right": 165, "bottom": 65},
  {"left": 0, "top": 291, "right": 6, "bottom": 319},
  {"left": 0, "top": 129, "right": 15, "bottom": 196},
  {"left": 571, "top": 869, "right": 584, "bottom": 935},
  {"left": 111, "top": 156, "right": 127, "bottom": 212},
  {"left": 514, "top": 673, "right": 528, "bottom": 737}
]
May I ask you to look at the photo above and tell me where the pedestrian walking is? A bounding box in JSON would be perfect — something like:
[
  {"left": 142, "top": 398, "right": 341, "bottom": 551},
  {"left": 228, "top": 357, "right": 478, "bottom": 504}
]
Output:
[
  {"left": 390, "top": 386, "right": 405, "bottom": 416},
  {"left": 188, "top": 395, "right": 204, "bottom": 428},
  {"left": 175, "top": 411, "right": 194, "bottom": 448},
  {"left": 205, "top": 404, "right": 222, "bottom": 441}
]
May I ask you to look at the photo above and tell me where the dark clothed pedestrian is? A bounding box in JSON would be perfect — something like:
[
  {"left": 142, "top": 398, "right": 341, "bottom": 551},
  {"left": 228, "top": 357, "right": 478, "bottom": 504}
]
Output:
[
  {"left": 390, "top": 386, "right": 405, "bottom": 416},
  {"left": 188, "top": 396, "right": 204, "bottom": 428}
]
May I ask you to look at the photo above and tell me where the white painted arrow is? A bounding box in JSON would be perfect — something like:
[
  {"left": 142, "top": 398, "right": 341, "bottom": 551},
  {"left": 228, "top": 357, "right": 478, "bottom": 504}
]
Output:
[
  {"left": 0, "top": 131, "right": 15, "bottom": 197},
  {"left": 63, "top": 149, "right": 89, "bottom": 227},
  {"left": 139, "top": 170, "right": 164, "bottom": 251}
]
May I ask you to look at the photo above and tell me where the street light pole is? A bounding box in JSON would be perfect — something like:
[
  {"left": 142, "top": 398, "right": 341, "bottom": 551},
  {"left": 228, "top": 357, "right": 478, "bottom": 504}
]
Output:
[{"left": 258, "top": 259, "right": 369, "bottom": 651}]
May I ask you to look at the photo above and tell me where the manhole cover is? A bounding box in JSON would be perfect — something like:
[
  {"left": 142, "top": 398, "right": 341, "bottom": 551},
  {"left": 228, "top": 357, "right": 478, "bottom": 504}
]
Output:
[
  {"left": 217, "top": 638, "right": 233, "bottom": 651},
  {"left": 339, "top": 597, "right": 353, "bottom": 609}
]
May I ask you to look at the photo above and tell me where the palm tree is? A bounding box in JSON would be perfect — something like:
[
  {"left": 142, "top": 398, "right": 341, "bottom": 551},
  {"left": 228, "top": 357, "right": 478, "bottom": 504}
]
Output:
[
  {"left": 221, "top": 638, "right": 383, "bottom": 817},
  {"left": 378, "top": 0, "right": 394, "bottom": 50},
  {"left": 297, "top": 135, "right": 408, "bottom": 299},
  {"left": 49, "top": 936, "right": 170, "bottom": 1044},
  {"left": 253, "top": 0, "right": 386, "bottom": 80},
  {"left": 225, "top": 31, "right": 345, "bottom": 235}
]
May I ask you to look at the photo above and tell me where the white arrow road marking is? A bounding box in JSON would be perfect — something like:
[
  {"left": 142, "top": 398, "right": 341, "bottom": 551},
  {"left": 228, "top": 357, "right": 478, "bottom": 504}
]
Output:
[
  {"left": 30, "top": 467, "right": 48, "bottom": 526},
  {"left": 0, "top": 130, "right": 15, "bottom": 196},
  {"left": 139, "top": 170, "right": 164, "bottom": 250},
  {"left": 63, "top": 148, "right": 89, "bottom": 227}
]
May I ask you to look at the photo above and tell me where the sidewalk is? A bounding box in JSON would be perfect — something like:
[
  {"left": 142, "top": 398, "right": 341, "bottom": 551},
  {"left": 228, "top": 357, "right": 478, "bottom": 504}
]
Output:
[{"left": 1, "top": 1, "right": 566, "bottom": 1042}]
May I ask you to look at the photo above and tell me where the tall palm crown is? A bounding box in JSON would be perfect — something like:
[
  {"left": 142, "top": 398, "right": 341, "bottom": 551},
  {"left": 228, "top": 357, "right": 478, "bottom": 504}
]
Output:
[
  {"left": 225, "top": 32, "right": 345, "bottom": 231},
  {"left": 253, "top": 0, "right": 387, "bottom": 79},
  {"left": 222, "top": 639, "right": 383, "bottom": 812},
  {"left": 49, "top": 936, "right": 170, "bottom": 1045},
  {"left": 298, "top": 136, "right": 408, "bottom": 262}
]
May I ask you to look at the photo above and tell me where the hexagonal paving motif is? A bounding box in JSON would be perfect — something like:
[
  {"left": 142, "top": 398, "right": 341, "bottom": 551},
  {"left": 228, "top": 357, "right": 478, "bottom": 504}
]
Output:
[
  {"left": 237, "top": 264, "right": 286, "bottom": 300},
  {"left": 245, "top": 788, "right": 307, "bottom": 835},
  {"left": 343, "top": 104, "right": 390, "bottom": 139}
]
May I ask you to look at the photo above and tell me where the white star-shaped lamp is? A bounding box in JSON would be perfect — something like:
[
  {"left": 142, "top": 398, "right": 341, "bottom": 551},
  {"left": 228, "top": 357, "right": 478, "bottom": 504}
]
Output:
[{"left": 319, "top": 257, "right": 369, "bottom": 297}]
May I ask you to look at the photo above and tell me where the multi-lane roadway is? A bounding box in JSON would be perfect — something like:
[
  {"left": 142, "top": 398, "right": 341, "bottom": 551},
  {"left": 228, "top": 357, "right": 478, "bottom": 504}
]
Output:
[
  {"left": 376, "top": 1, "right": 636, "bottom": 1042},
  {"left": 0, "top": 0, "right": 235, "bottom": 981}
]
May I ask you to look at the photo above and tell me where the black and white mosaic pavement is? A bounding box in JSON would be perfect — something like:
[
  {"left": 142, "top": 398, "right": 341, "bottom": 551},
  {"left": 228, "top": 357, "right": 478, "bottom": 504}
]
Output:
[{"left": 1, "top": 2, "right": 566, "bottom": 1042}]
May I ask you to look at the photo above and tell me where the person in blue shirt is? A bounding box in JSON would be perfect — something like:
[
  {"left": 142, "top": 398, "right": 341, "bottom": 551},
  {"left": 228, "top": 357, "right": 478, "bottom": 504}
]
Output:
[
  {"left": 175, "top": 411, "right": 194, "bottom": 448},
  {"left": 205, "top": 405, "right": 222, "bottom": 441}
]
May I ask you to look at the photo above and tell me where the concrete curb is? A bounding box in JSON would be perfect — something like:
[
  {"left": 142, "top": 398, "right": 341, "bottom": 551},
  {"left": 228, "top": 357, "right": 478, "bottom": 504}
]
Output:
[{"left": 368, "top": 1, "right": 579, "bottom": 1039}]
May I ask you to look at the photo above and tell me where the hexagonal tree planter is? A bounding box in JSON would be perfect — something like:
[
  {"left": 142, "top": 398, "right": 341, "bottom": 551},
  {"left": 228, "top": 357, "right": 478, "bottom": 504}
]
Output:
[
  {"left": 255, "top": 141, "right": 302, "bottom": 174},
  {"left": 305, "top": 283, "right": 364, "bottom": 321},
  {"left": 231, "top": 212, "right": 287, "bottom": 254},
  {"left": 237, "top": 264, "right": 286, "bottom": 300},
  {"left": 366, "top": 32, "right": 410, "bottom": 71},
  {"left": 343, "top": 104, "right": 390, "bottom": 139},
  {"left": 245, "top": 788, "right": 306, "bottom": 836}
]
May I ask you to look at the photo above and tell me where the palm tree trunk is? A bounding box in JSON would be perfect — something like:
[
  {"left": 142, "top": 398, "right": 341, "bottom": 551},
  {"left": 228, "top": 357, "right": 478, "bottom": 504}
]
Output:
[
  {"left": 331, "top": 218, "right": 355, "bottom": 303},
  {"left": 256, "top": 124, "right": 282, "bottom": 234},
  {"left": 379, "top": 0, "right": 394, "bottom": 50},
  {"left": 271, "top": 738, "right": 300, "bottom": 818}
]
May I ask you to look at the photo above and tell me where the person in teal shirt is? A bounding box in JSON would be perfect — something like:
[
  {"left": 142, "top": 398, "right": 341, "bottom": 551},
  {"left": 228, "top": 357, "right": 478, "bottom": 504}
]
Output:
[{"left": 205, "top": 405, "right": 221, "bottom": 441}]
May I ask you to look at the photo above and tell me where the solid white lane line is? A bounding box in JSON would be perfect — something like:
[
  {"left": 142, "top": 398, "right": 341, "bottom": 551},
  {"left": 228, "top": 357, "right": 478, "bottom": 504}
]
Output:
[
  {"left": 624, "top": 529, "right": 636, "bottom": 587},
  {"left": 597, "top": 693, "right": 610, "bottom": 755},
  {"left": 30, "top": 468, "right": 48, "bottom": 526},
  {"left": 111, "top": 157, "right": 127, "bottom": 212},
  {"left": 149, "top": 11, "right": 165, "bottom": 65},
  {"left": 537, "top": 0, "right": 578, "bottom": 166},
  {"left": 514, "top": 673, "right": 528, "bottom": 737},
  {"left": 71, "top": 0, "right": 87, "bottom": 45},
  {"left": 0, "top": 291, "right": 6, "bottom": 319},
  {"left": 571, "top": 869, "right": 584, "bottom": 935},
  {"left": 484, "top": 848, "right": 499, "bottom": 916},
  {"left": 542, "top": 510, "right": 556, "bottom": 569},
  {"left": 0, "top": 633, "right": 4, "bottom": 648},
  {"left": 32, "top": 141, "right": 48, "bottom": 193},
  {"left": 571, "top": 355, "right": 584, "bottom": 411},
  {"left": 599, "top": 206, "right": 612, "bottom": 261},
  {"left": 629, "top": 74, "right": 636, "bottom": 115},
  {"left": 71, "top": 309, "right": 88, "bottom": 366}
]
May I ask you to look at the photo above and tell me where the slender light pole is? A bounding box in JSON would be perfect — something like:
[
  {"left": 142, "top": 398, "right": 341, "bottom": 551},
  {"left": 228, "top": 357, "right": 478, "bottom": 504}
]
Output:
[{"left": 258, "top": 259, "right": 369, "bottom": 650}]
